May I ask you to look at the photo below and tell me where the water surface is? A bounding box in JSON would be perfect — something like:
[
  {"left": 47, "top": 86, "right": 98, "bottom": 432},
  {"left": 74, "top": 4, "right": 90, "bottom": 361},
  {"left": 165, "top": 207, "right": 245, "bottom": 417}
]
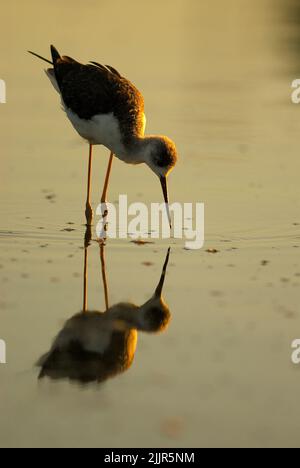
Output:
[{"left": 0, "top": 0, "right": 300, "bottom": 448}]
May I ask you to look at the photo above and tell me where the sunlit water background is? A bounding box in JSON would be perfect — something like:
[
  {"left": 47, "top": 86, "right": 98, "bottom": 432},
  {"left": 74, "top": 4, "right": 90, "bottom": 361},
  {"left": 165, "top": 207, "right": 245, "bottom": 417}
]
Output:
[{"left": 0, "top": 0, "right": 300, "bottom": 448}]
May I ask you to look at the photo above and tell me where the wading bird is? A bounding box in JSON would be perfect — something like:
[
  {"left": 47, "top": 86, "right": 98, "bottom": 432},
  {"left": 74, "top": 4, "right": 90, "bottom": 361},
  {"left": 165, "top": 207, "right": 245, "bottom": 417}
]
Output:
[{"left": 28, "top": 46, "right": 178, "bottom": 228}]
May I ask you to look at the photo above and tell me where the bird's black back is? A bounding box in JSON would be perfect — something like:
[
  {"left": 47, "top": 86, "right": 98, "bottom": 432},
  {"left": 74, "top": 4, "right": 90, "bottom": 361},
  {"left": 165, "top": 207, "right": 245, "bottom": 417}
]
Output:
[{"left": 51, "top": 46, "right": 145, "bottom": 142}]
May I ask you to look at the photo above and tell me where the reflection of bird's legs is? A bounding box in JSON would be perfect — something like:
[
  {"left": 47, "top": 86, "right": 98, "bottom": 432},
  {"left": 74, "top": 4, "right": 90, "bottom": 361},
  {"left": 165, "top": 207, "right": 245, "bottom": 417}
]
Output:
[
  {"left": 83, "top": 241, "right": 89, "bottom": 313},
  {"left": 85, "top": 144, "right": 93, "bottom": 226},
  {"left": 100, "top": 243, "right": 109, "bottom": 311},
  {"left": 83, "top": 225, "right": 93, "bottom": 312}
]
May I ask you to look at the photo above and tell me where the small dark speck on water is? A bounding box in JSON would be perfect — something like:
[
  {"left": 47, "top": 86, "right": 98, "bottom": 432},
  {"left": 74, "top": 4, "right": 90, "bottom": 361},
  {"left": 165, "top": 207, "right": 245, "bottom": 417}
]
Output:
[
  {"left": 142, "top": 261, "right": 154, "bottom": 267},
  {"left": 50, "top": 277, "right": 60, "bottom": 284},
  {"left": 131, "top": 240, "right": 154, "bottom": 246},
  {"left": 211, "top": 290, "right": 224, "bottom": 297},
  {"left": 261, "top": 260, "right": 269, "bottom": 266},
  {"left": 281, "top": 278, "right": 290, "bottom": 283},
  {"left": 206, "top": 248, "right": 219, "bottom": 254},
  {"left": 285, "top": 312, "right": 296, "bottom": 319},
  {"left": 61, "top": 228, "right": 76, "bottom": 232},
  {"left": 44, "top": 191, "right": 56, "bottom": 203}
]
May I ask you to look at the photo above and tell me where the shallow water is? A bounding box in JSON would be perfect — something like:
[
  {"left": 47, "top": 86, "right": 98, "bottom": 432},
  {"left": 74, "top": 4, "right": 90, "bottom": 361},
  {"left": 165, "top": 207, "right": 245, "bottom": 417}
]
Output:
[{"left": 0, "top": 0, "right": 300, "bottom": 448}]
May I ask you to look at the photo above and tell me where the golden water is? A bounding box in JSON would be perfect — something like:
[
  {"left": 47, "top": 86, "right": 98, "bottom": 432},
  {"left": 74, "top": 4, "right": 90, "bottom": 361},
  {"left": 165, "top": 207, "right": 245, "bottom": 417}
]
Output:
[{"left": 0, "top": 0, "right": 300, "bottom": 448}]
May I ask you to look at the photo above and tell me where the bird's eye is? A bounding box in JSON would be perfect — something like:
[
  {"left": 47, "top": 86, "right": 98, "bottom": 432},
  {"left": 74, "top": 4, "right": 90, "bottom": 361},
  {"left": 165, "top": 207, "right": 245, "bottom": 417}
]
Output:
[{"left": 154, "top": 154, "right": 168, "bottom": 168}]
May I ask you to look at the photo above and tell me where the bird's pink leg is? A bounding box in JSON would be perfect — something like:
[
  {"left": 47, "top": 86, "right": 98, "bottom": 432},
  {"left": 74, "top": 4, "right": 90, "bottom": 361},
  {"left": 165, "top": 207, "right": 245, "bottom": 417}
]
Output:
[
  {"left": 85, "top": 144, "right": 94, "bottom": 226},
  {"left": 100, "top": 152, "right": 114, "bottom": 228},
  {"left": 101, "top": 152, "right": 114, "bottom": 206},
  {"left": 98, "top": 151, "right": 114, "bottom": 243}
]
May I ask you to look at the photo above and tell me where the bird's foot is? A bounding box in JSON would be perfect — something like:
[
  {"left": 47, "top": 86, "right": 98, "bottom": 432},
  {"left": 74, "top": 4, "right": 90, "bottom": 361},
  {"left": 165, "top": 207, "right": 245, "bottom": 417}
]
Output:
[
  {"left": 84, "top": 225, "right": 92, "bottom": 247},
  {"left": 97, "top": 236, "right": 106, "bottom": 246},
  {"left": 100, "top": 200, "right": 109, "bottom": 219},
  {"left": 85, "top": 203, "right": 94, "bottom": 226}
]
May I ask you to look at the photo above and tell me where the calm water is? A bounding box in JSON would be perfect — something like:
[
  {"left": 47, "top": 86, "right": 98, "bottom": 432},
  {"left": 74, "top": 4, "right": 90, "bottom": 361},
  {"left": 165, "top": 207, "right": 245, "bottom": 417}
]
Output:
[{"left": 0, "top": 0, "right": 300, "bottom": 448}]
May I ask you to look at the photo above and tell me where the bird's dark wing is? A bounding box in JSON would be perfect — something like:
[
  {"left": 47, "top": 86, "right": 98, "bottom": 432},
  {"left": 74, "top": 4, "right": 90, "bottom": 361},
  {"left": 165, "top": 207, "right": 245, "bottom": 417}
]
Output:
[
  {"left": 53, "top": 57, "right": 145, "bottom": 140},
  {"left": 90, "top": 61, "right": 122, "bottom": 78}
]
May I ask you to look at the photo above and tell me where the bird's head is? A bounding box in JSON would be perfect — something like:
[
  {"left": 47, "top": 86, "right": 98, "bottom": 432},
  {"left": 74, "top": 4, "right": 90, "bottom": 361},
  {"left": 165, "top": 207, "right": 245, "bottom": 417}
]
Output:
[
  {"left": 142, "top": 136, "right": 178, "bottom": 227},
  {"left": 144, "top": 136, "right": 178, "bottom": 178},
  {"left": 138, "top": 297, "right": 171, "bottom": 333},
  {"left": 137, "top": 248, "right": 171, "bottom": 333}
]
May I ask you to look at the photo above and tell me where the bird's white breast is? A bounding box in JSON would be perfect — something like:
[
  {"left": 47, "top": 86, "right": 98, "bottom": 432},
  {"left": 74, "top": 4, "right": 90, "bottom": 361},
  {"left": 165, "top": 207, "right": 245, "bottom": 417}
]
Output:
[
  {"left": 65, "top": 107, "right": 126, "bottom": 155},
  {"left": 45, "top": 69, "right": 146, "bottom": 163}
]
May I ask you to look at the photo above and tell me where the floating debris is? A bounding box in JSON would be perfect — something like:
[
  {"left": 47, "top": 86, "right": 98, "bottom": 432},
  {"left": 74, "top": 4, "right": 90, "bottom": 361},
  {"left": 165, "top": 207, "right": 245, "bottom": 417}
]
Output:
[
  {"left": 206, "top": 248, "right": 219, "bottom": 254},
  {"left": 281, "top": 278, "right": 290, "bottom": 283},
  {"left": 50, "top": 277, "right": 60, "bottom": 284},
  {"left": 131, "top": 239, "right": 154, "bottom": 246},
  {"left": 211, "top": 290, "right": 224, "bottom": 297}
]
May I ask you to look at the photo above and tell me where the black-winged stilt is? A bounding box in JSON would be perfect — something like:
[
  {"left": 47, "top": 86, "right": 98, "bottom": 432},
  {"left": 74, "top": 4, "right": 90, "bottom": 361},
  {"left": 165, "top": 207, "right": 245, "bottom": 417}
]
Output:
[{"left": 28, "top": 46, "right": 178, "bottom": 228}]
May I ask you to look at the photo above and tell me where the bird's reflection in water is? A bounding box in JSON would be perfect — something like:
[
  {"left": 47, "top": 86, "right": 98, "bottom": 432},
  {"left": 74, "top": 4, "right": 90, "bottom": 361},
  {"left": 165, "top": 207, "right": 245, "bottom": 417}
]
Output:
[{"left": 37, "top": 230, "right": 171, "bottom": 385}]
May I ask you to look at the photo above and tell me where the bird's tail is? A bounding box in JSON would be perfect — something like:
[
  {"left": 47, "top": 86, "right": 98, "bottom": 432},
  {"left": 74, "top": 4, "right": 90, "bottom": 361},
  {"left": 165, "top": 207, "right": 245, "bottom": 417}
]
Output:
[
  {"left": 27, "top": 50, "right": 53, "bottom": 65},
  {"left": 50, "top": 45, "right": 61, "bottom": 64},
  {"left": 28, "top": 46, "right": 62, "bottom": 93},
  {"left": 28, "top": 45, "right": 61, "bottom": 66}
]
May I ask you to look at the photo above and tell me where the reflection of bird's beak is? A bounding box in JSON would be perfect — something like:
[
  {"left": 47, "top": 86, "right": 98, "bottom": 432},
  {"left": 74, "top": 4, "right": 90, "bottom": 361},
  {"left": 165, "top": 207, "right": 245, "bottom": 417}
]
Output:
[
  {"left": 155, "top": 248, "right": 171, "bottom": 297},
  {"left": 160, "top": 176, "right": 172, "bottom": 229}
]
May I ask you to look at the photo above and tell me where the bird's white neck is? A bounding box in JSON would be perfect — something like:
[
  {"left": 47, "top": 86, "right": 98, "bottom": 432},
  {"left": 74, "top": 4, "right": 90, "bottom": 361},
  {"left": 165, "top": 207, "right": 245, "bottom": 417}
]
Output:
[{"left": 121, "top": 136, "right": 158, "bottom": 165}]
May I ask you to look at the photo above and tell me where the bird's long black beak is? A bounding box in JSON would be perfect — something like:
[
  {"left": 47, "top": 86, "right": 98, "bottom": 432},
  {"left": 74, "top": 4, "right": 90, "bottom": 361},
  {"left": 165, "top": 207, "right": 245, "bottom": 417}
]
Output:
[
  {"left": 155, "top": 248, "right": 171, "bottom": 297},
  {"left": 160, "top": 176, "right": 172, "bottom": 229}
]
